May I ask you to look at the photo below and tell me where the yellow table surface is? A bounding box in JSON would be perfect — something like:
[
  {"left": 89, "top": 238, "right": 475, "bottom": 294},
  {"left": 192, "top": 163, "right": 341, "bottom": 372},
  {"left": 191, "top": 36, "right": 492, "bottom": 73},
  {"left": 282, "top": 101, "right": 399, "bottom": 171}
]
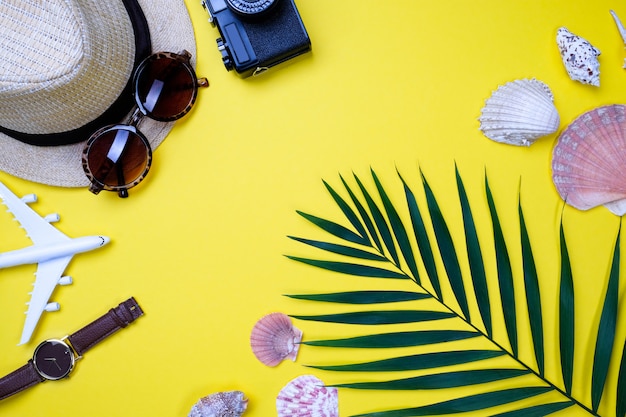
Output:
[{"left": 1, "top": 1, "right": 625, "bottom": 416}]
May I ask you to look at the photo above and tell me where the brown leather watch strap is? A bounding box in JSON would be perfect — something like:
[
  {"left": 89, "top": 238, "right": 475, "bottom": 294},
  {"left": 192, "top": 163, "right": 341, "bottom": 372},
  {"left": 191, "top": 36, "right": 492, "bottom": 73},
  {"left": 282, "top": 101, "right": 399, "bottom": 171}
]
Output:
[
  {"left": 0, "top": 361, "right": 44, "bottom": 401},
  {"left": 68, "top": 297, "right": 144, "bottom": 357},
  {"left": 0, "top": 297, "right": 143, "bottom": 402}
]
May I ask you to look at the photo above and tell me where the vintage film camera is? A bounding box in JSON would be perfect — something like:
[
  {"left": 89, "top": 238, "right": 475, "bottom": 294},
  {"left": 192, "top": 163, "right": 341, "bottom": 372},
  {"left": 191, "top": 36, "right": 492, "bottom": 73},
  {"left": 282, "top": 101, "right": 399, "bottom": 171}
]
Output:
[{"left": 201, "top": 0, "right": 311, "bottom": 77}]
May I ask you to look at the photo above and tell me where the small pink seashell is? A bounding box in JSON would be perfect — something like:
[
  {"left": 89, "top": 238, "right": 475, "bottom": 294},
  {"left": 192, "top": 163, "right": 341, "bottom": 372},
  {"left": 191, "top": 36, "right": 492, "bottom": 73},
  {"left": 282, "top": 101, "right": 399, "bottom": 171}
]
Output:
[
  {"left": 551, "top": 105, "right": 626, "bottom": 215},
  {"left": 276, "top": 375, "right": 338, "bottom": 417},
  {"left": 188, "top": 390, "right": 248, "bottom": 417},
  {"left": 250, "top": 312, "right": 303, "bottom": 367}
]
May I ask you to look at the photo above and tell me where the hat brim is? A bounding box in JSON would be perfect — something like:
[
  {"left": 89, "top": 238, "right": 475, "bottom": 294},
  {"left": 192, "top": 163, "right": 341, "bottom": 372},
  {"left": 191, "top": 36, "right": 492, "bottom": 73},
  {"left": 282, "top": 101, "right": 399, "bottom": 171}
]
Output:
[{"left": 0, "top": 0, "right": 197, "bottom": 187}]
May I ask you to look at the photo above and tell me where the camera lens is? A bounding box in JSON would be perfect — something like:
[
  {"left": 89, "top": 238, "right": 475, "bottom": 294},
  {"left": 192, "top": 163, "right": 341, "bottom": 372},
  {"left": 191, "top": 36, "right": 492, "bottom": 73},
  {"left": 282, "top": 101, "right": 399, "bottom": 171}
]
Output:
[{"left": 225, "top": 0, "right": 279, "bottom": 19}]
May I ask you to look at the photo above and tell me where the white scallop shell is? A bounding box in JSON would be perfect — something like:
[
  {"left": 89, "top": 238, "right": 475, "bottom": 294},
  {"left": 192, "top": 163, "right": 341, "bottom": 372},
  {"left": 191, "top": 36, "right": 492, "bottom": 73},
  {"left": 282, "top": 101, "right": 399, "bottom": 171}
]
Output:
[
  {"left": 556, "top": 27, "right": 601, "bottom": 86},
  {"left": 478, "top": 78, "right": 560, "bottom": 146},
  {"left": 250, "top": 312, "right": 302, "bottom": 367},
  {"left": 552, "top": 105, "right": 626, "bottom": 215},
  {"left": 276, "top": 375, "right": 338, "bottom": 417},
  {"left": 188, "top": 391, "right": 248, "bottom": 417}
]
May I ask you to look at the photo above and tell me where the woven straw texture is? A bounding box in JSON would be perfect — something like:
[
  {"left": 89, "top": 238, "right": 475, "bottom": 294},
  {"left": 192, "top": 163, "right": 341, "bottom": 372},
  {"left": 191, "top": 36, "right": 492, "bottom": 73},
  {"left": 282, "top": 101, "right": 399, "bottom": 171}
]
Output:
[
  {"left": 0, "top": 0, "right": 196, "bottom": 187},
  {"left": 0, "top": 0, "right": 134, "bottom": 134}
]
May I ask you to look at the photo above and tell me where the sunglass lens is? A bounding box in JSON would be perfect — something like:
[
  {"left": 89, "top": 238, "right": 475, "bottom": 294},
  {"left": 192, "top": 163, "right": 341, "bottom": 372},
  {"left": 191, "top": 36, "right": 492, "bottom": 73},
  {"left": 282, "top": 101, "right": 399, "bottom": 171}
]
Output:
[
  {"left": 134, "top": 53, "right": 197, "bottom": 121},
  {"left": 83, "top": 126, "right": 152, "bottom": 193}
]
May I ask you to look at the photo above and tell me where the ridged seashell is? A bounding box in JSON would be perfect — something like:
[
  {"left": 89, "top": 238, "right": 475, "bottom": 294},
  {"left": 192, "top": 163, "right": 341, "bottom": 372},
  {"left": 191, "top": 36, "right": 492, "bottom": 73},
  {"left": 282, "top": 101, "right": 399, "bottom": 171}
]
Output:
[
  {"left": 250, "top": 312, "right": 302, "bottom": 367},
  {"left": 276, "top": 375, "right": 338, "bottom": 417},
  {"left": 478, "top": 78, "right": 560, "bottom": 146},
  {"left": 552, "top": 105, "right": 626, "bottom": 215},
  {"left": 188, "top": 391, "right": 248, "bottom": 417},
  {"left": 610, "top": 10, "right": 626, "bottom": 68},
  {"left": 556, "top": 27, "right": 601, "bottom": 86}
]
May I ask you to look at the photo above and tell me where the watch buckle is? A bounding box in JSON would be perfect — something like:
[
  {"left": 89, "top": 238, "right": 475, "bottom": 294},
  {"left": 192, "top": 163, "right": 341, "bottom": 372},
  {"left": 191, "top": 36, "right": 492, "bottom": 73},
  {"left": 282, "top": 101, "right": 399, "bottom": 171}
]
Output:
[{"left": 61, "top": 336, "right": 82, "bottom": 361}]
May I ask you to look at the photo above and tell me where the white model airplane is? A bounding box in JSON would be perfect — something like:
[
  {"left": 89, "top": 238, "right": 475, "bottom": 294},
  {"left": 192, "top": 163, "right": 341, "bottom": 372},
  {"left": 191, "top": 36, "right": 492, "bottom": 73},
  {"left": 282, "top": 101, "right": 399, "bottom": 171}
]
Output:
[{"left": 0, "top": 181, "right": 109, "bottom": 345}]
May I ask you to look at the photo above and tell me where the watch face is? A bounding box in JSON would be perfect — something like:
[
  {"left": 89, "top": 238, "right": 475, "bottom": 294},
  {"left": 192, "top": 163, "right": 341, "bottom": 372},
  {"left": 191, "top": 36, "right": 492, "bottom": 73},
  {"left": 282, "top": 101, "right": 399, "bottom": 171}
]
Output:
[{"left": 33, "top": 340, "right": 75, "bottom": 380}]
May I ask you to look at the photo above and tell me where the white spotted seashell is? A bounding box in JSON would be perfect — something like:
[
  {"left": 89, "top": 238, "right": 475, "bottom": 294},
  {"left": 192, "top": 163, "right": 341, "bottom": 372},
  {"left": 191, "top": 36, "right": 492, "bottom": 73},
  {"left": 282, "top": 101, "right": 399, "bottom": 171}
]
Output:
[
  {"left": 478, "top": 78, "right": 560, "bottom": 146},
  {"left": 276, "top": 375, "right": 338, "bottom": 417},
  {"left": 556, "top": 27, "right": 601, "bottom": 86},
  {"left": 552, "top": 105, "right": 626, "bottom": 215},
  {"left": 188, "top": 391, "right": 248, "bottom": 417},
  {"left": 250, "top": 312, "right": 302, "bottom": 367}
]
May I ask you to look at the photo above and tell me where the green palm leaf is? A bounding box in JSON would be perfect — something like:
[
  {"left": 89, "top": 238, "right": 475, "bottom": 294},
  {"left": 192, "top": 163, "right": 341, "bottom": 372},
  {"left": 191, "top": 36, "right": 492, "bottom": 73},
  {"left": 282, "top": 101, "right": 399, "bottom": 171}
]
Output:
[
  {"left": 287, "top": 236, "right": 388, "bottom": 261},
  {"left": 372, "top": 169, "right": 420, "bottom": 282},
  {"left": 333, "top": 368, "right": 529, "bottom": 390},
  {"left": 291, "top": 310, "right": 454, "bottom": 325},
  {"left": 297, "top": 210, "right": 369, "bottom": 246},
  {"left": 421, "top": 169, "right": 470, "bottom": 320},
  {"left": 591, "top": 227, "right": 621, "bottom": 412},
  {"left": 518, "top": 195, "right": 544, "bottom": 376},
  {"left": 323, "top": 179, "right": 370, "bottom": 242},
  {"left": 308, "top": 350, "right": 505, "bottom": 372},
  {"left": 341, "top": 174, "right": 384, "bottom": 253},
  {"left": 399, "top": 172, "right": 438, "bottom": 291},
  {"left": 490, "top": 401, "right": 574, "bottom": 416},
  {"left": 485, "top": 174, "right": 518, "bottom": 356},
  {"left": 285, "top": 256, "right": 408, "bottom": 279},
  {"left": 287, "top": 167, "right": 621, "bottom": 416},
  {"left": 354, "top": 173, "right": 400, "bottom": 266},
  {"left": 456, "top": 164, "right": 492, "bottom": 337},
  {"left": 303, "top": 329, "right": 479, "bottom": 348},
  {"left": 558, "top": 217, "right": 575, "bottom": 395},
  {"left": 350, "top": 387, "right": 553, "bottom": 417},
  {"left": 617, "top": 340, "right": 626, "bottom": 417},
  {"left": 285, "top": 290, "right": 428, "bottom": 304}
]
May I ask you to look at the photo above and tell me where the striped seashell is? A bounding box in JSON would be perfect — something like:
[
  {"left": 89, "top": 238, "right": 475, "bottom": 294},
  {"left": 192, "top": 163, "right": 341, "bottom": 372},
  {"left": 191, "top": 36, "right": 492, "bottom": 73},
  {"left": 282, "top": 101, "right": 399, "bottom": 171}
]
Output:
[
  {"left": 478, "top": 78, "right": 560, "bottom": 146},
  {"left": 276, "top": 375, "right": 338, "bottom": 417},
  {"left": 552, "top": 105, "right": 626, "bottom": 215}
]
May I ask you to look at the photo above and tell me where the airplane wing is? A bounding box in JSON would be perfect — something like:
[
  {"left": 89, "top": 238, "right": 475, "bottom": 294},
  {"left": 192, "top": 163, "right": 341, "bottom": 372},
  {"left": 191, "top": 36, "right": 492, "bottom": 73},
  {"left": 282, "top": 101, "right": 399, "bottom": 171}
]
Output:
[
  {"left": 0, "top": 181, "right": 70, "bottom": 245},
  {"left": 0, "top": 181, "right": 74, "bottom": 344},
  {"left": 19, "top": 256, "right": 72, "bottom": 345}
]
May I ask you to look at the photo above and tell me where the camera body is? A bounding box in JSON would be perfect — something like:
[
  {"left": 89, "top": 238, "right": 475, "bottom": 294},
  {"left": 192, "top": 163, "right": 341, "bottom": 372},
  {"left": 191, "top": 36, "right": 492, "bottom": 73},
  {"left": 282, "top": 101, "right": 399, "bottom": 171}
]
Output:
[{"left": 202, "top": 0, "right": 311, "bottom": 77}]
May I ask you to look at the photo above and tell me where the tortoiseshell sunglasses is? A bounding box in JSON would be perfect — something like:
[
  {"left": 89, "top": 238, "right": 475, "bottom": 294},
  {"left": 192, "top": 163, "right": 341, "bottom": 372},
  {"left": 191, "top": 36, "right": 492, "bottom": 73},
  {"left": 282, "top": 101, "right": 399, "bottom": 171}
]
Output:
[{"left": 82, "top": 50, "right": 208, "bottom": 198}]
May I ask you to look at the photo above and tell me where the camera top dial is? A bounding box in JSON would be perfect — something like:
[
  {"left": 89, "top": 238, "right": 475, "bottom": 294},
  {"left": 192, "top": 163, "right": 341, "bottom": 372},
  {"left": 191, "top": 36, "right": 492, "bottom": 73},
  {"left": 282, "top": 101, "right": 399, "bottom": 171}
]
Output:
[{"left": 225, "top": 0, "right": 280, "bottom": 19}]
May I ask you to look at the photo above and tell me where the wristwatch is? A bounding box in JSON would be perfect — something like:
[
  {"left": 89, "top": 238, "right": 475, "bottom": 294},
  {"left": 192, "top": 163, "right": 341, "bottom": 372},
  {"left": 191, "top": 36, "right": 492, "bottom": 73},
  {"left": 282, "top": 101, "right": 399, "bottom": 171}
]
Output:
[{"left": 0, "top": 297, "right": 143, "bottom": 401}]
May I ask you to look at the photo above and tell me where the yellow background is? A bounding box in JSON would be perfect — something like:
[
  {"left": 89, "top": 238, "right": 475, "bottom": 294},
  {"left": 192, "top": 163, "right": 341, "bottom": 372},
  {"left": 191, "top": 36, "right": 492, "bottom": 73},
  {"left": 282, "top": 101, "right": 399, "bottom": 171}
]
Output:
[{"left": 1, "top": 0, "right": 625, "bottom": 416}]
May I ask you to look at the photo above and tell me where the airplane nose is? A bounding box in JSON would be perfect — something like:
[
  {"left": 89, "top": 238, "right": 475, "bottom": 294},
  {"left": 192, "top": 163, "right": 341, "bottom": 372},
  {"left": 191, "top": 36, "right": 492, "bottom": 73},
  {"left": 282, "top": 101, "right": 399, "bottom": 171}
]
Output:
[{"left": 100, "top": 236, "right": 110, "bottom": 246}]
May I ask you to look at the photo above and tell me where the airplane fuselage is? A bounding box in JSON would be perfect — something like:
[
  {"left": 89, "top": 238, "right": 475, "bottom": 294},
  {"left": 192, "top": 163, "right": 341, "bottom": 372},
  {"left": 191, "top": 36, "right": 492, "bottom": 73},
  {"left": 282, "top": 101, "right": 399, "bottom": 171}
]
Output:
[{"left": 0, "top": 236, "right": 109, "bottom": 269}]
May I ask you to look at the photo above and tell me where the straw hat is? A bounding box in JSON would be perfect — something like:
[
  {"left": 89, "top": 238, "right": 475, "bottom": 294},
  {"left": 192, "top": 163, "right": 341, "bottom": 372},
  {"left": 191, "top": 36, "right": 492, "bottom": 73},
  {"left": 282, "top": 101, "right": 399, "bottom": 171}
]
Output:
[{"left": 0, "top": 0, "right": 197, "bottom": 187}]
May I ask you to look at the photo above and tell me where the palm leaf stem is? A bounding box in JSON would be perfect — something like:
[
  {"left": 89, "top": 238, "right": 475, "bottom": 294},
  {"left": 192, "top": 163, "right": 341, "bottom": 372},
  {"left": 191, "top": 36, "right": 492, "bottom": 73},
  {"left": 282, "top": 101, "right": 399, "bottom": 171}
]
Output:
[
  {"left": 336, "top": 239, "right": 598, "bottom": 416},
  {"left": 294, "top": 174, "right": 602, "bottom": 415}
]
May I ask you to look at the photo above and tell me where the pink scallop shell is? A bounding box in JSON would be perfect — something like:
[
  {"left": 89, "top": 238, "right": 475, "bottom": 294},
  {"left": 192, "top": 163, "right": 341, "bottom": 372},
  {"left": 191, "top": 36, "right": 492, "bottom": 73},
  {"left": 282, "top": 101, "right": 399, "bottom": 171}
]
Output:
[
  {"left": 276, "top": 375, "right": 338, "bottom": 417},
  {"left": 552, "top": 105, "right": 626, "bottom": 215},
  {"left": 188, "top": 391, "right": 248, "bottom": 417},
  {"left": 250, "top": 312, "right": 302, "bottom": 367}
]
